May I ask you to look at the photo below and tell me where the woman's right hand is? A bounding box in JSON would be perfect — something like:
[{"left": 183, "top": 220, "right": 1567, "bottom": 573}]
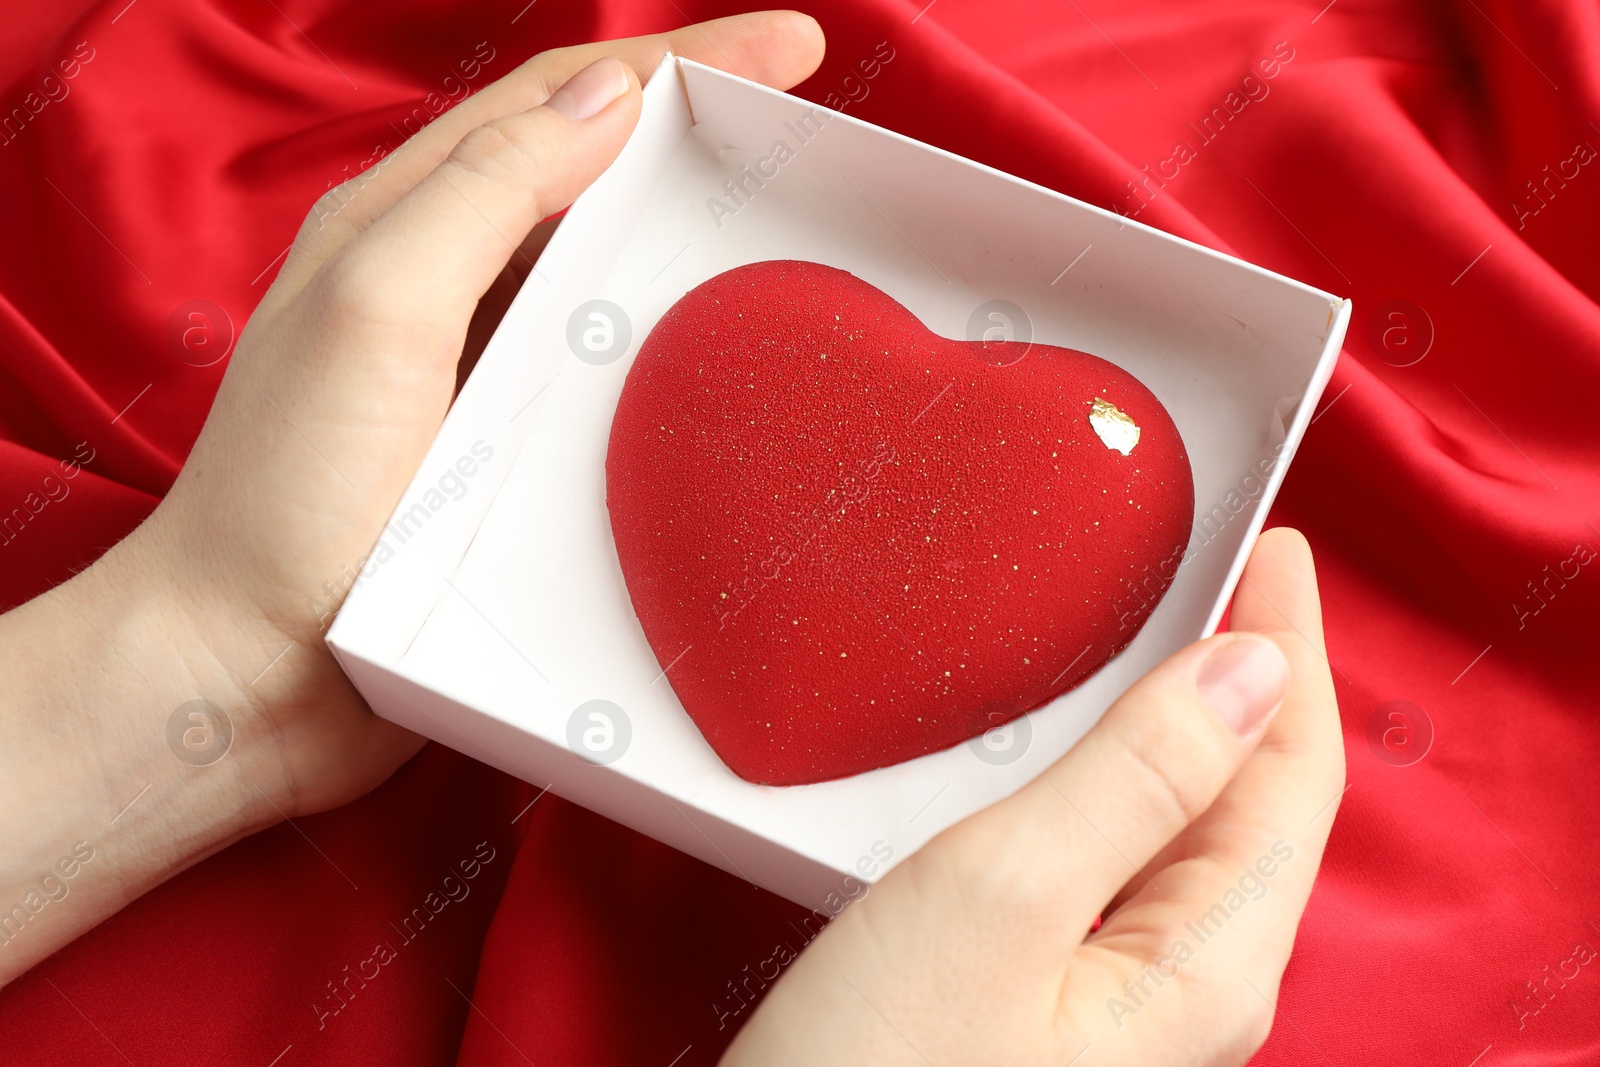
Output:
[{"left": 723, "top": 527, "right": 1344, "bottom": 1066}]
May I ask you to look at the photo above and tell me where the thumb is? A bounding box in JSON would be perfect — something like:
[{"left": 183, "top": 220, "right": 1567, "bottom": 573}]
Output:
[
  {"left": 909, "top": 632, "right": 1291, "bottom": 967},
  {"left": 161, "top": 58, "right": 641, "bottom": 641},
  {"left": 316, "top": 56, "right": 641, "bottom": 330},
  {"left": 730, "top": 632, "right": 1295, "bottom": 1066}
]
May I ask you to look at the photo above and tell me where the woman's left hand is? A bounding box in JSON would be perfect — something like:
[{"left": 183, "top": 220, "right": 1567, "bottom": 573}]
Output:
[{"left": 0, "top": 11, "right": 824, "bottom": 986}]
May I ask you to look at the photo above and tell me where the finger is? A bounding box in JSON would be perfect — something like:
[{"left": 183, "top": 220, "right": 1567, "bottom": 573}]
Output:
[
  {"left": 1095, "top": 530, "right": 1337, "bottom": 926},
  {"left": 305, "top": 56, "right": 641, "bottom": 348},
  {"left": 905, "top": 627, "right": 1290, "bottom": 974},
  {"left": 1186, "top": 528, "right": 1344, "bottom": 983},
  {"left": 265, "top": 11, "right": 824, "bottom": 301},
  {"left": 1233, "top": 525, "right": 1327, "bottom": 655},
  {"left": 1073, "top": 529, "right": 1343, "bottom": 1060},
  {"left": 1099, "top": 527, "right": 1335, "bottom": 918}
]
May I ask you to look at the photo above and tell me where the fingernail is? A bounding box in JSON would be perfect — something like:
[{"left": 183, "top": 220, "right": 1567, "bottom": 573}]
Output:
[
  {"left": 545, "top": 57, "right": 630, "bottom": 121},
  {"left": 1196, "top": 635, "right": 1289, "bottom": 736}
]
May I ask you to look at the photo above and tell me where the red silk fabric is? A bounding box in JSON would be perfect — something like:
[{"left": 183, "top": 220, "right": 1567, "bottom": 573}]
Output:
[{"left": 2, "top": 1, "right": 1597, "bottom": 1064}]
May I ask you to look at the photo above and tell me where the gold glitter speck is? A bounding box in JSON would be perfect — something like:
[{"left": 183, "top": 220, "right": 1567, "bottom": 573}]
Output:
[{"left": 1089, "top": 397, "right": 1140, "bottom": 456}]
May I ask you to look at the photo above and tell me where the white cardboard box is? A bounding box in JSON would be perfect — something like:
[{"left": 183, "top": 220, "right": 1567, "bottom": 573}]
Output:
[{"left": 327, "top": 55, "right": 1350, "bottom": 910}]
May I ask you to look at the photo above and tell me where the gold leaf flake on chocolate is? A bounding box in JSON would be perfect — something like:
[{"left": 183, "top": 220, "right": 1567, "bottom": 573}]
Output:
[{"left": 1089, "top": 397, "right": 1140, "bottom": 456}]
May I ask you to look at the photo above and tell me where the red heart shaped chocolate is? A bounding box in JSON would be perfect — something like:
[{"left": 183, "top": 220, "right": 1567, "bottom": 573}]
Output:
[{"left": 606, "top": 260, "right": 1194, "bottom": 785}]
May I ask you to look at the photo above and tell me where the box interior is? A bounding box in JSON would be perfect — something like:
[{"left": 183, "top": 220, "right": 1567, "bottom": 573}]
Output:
[{"left": 329, "top": 56, "right": 1348, "bottom": 907}]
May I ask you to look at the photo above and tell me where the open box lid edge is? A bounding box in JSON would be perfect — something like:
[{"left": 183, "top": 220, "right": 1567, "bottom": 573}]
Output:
[
  {"left": 328, "top": 637, "right": 851, "bottom": 905},
  {"left": 674, "top": 56, "right": 1348, "bottom": 322},
  {"left": 1199, "top": 296, "right": 1351, "bottom": 637}
]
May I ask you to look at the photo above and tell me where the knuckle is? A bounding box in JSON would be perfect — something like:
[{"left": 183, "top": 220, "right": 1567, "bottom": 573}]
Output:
[
  {"left": 300, "top": 190, "right": 337, "bottom": 235},
  {"left": 309, "top": 248, "right": 392, "bottom": 324},
  {"left": 917, "top": 808, "right": 1076, "bottom": 924},
  {"left": 306, "top": 246, "right": 458, "bottom": 353},
  {"left": 445, "top": 116, "right": 543, "bottom": 185},
  {"left": 300, "top": 174, "right": 377, "bottom": 236},
  {"left": 530, "top": 44, "right": 583, "bottom": 84},
  {"left": 303, "top": 183, "right": 346, "bottom": 231},
  {"left": 1111, "top": 715, "right": 1214, "bottom": 828}
]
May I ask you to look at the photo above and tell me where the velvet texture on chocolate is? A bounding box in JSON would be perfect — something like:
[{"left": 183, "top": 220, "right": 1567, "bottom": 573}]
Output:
[{"left": 607, "top": 260, "right": 1193, "bottom": 785}]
